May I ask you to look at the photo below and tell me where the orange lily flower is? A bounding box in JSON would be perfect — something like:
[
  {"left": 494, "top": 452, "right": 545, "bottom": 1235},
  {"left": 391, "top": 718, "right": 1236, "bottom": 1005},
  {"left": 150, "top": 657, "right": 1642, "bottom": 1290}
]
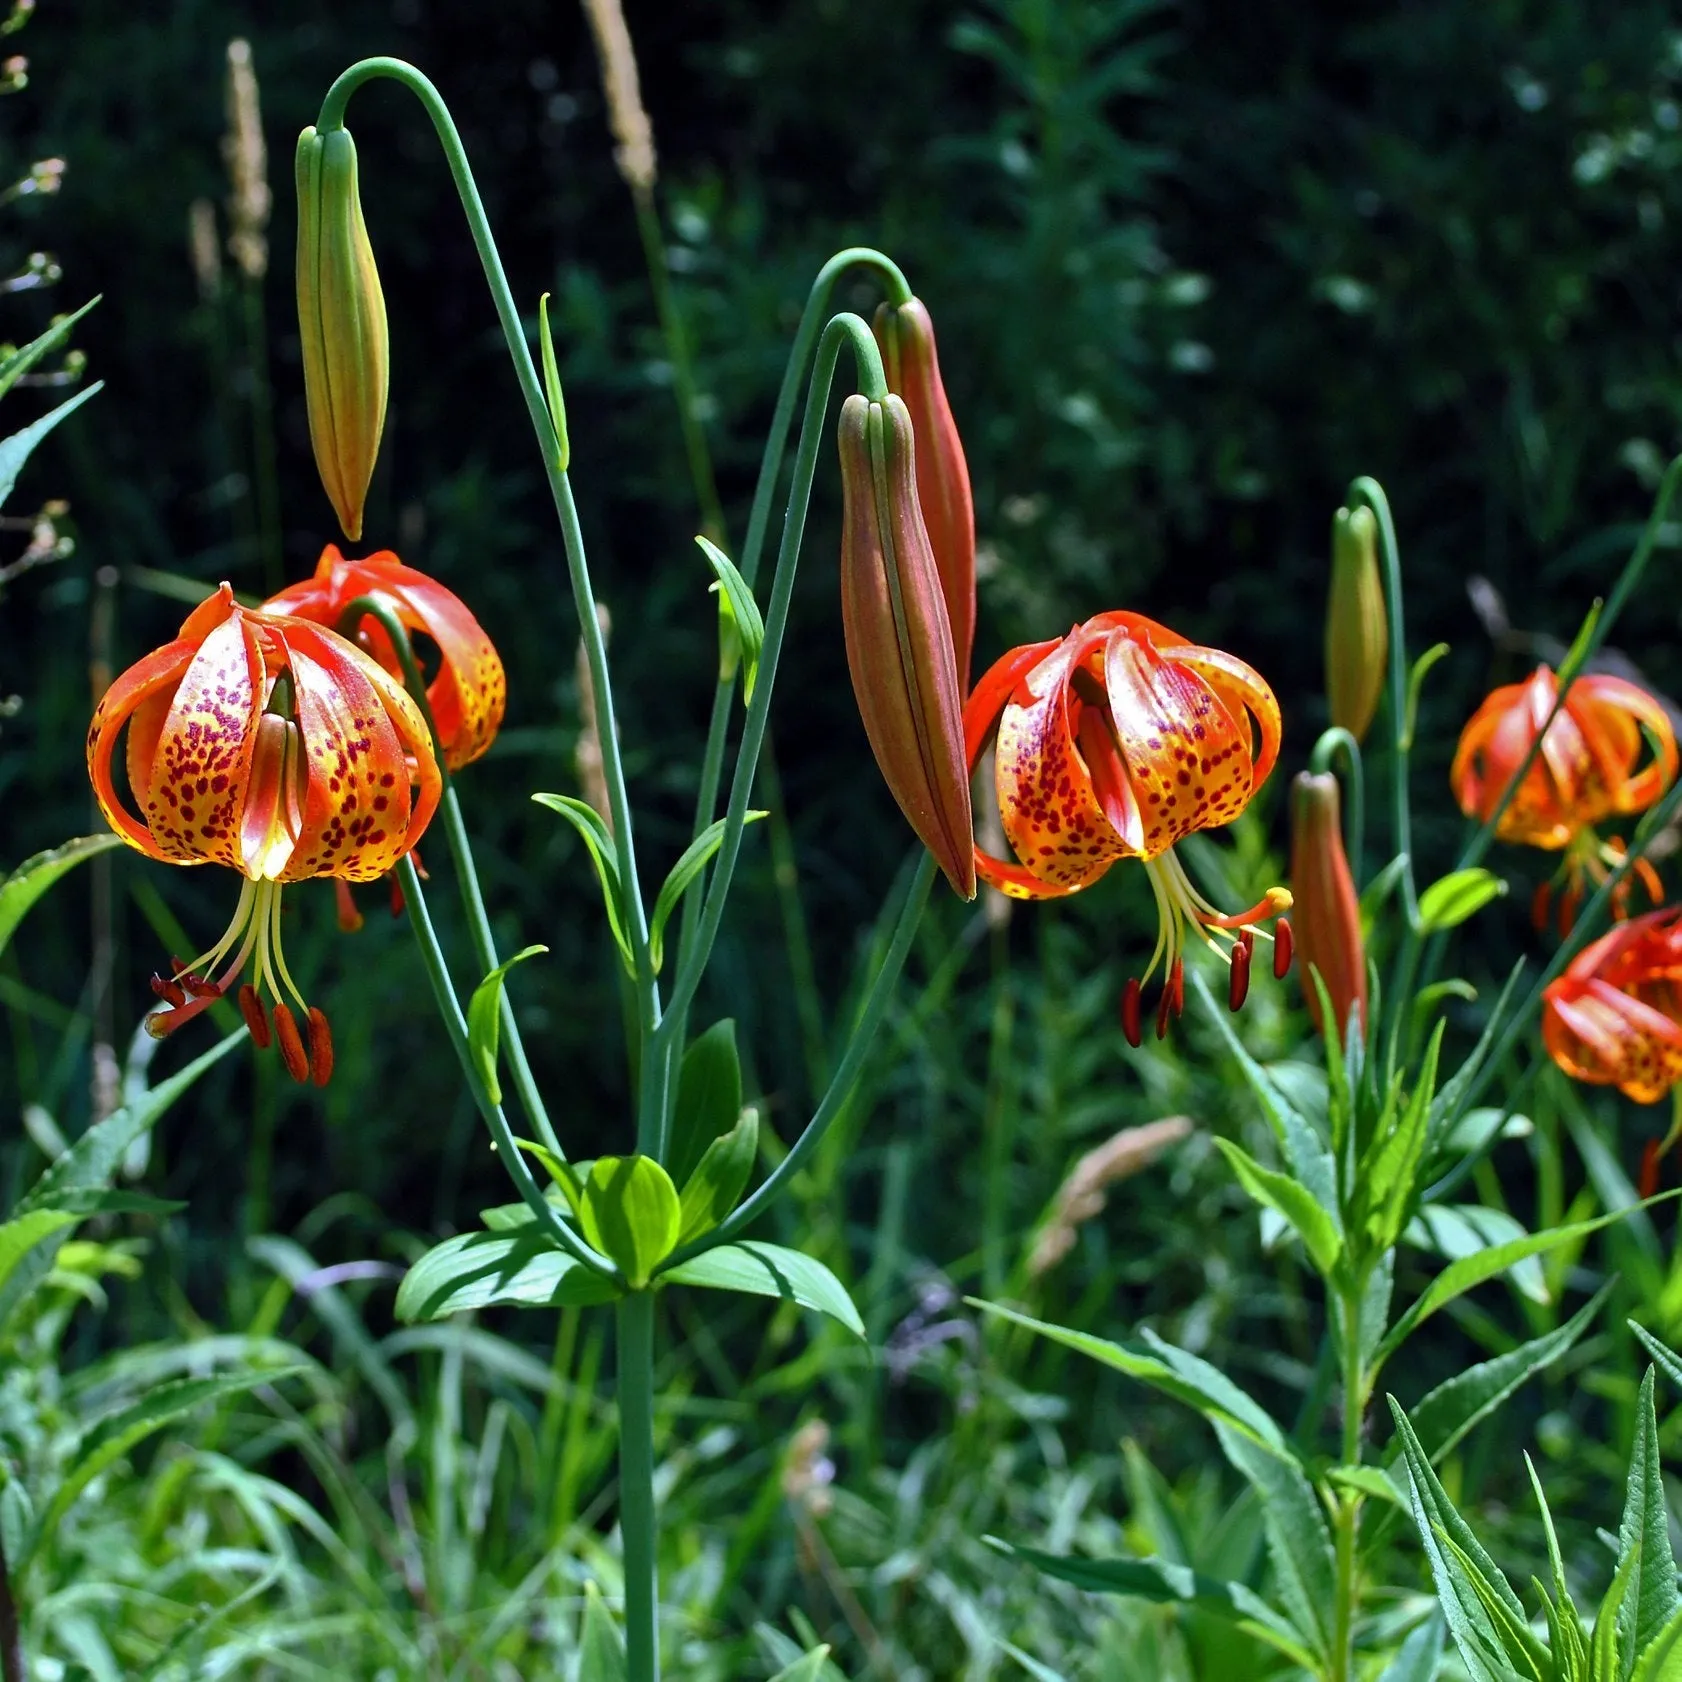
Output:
[
  {"left": 263, "top": 545, "right": 506, "bottom": 772},
  {"left": 1451, "top": 664, "right": 1676, "bottom": 932},
  {"left": 965, "top": 611, "right": 1291, "bottom": 1042},
  {"left": 87, "top": 584, "right": 442, "bottom": 1082}
]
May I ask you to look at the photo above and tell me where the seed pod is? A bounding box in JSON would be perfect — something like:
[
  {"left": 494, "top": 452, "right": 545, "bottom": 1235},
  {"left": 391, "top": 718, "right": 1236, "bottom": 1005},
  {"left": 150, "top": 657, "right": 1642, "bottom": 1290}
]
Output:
[
  {"left": 873, "top": 298, "right": 975, "bottom": 689},
  {"left": 838, "top": 392, "right": 975, "bottom": 897},
  {"left": 1325, "top": 505, "right": 1387, "bottom": 743},
  {"left": 1289, "top": 772, "right": 1366, "bottom": 1038},
  {"left": 296, "top": 124, "right": 388, "bottom": 542}
]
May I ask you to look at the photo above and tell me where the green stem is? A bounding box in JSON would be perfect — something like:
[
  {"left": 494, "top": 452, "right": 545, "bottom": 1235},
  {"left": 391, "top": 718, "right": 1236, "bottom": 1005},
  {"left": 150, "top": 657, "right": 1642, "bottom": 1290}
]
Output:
[
  {"left": 317, "top": 59, "right": 661, "bottom": 1130},
  {"left": 659, "top": 312, "right": 886, "bottom": 1047},
  {"left": 396, "top": 852, "right": 612, "bottom": 1278},
  {"left": 663, "top": 850, "right": 936, "bottom": 1268},
  {"left": 341, "top": 595, "right": 564, "bottom": 1163},
  {"left": 1308, "top": 726, "right": 1365, "bottom": 886},
  {"left": 616, "top": 1291, "right": 659, "bottom": 1682},
  {"left": 665, "top": 247, "right": 907, "bottom": 1107}
]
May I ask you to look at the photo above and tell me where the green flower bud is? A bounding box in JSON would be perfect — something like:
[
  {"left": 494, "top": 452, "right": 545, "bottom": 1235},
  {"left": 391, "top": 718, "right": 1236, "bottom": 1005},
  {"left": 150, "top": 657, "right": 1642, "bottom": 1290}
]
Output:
[
  {"left": 1325, "top": 504, "right": 1387, "bottom": 743},
  {"left": 295, "top": 124, "right": 388, "bottom": 542}
]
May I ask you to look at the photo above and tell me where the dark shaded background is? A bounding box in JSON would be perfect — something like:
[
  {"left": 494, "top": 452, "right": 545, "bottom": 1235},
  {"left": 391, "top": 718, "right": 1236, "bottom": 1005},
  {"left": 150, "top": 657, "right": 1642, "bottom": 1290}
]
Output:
[{"left": 2, "top": 0, "right": 1680, "bottom": 1574}]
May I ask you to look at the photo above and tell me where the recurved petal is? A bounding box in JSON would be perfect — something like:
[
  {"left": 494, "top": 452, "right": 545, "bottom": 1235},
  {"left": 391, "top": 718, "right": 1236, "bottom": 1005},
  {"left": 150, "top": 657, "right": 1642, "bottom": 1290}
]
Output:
[
  {"left": 142, "top": 613, "right": 265, "bottom": 867},
  {"left": 993, "top": 655, "right": 1128, "bottom": 891},
  {"left": 280, "top": 631, "right": 414, "bottom": 882},
  {"left": 1572, "top": 674, "right": 1679, "bottom": 816},
  {"left": 1544, "top": 978, "right": 1682, "bottom": 1102},
  {"left": 86, "top": 637, "right": 199, "bottom": 862},
  {"left": 1102, "top": 627, "right": 1256, "bottom": 859},
  {"left": 1164, "top": 643, "right": 1283, "bottom": 792},
  {"left": 380, "top": 565, "right": 506, "bottom": 769}
]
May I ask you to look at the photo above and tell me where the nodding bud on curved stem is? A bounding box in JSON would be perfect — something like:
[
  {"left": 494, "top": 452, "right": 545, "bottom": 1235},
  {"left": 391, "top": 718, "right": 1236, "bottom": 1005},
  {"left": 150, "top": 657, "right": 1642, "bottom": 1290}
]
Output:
[
  {"left": 1290, "top": 771, "right": 1366, "bottom": 1038},
  {"left": 838, "top": 391, "right": 975, "bottom": 898},
  {"left": 296, "top": 124, "right": 388, "bottom": 543},
  {"left": 1325, "top": 505, "right": 1387, "bottom": 744},
  {"left": 872, "top": 299, "right": 976, "bottom": 691}
]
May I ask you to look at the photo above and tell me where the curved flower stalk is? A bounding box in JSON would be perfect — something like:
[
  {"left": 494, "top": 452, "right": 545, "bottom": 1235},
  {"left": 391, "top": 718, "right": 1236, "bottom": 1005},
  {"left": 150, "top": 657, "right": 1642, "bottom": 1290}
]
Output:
[
  {"left": 964, "top": 611, "right": 1291, "bottom": 1042},
  {"left": 1451, "top": 663, "right": 1676, "bottom": 933},
  {"left": 264, "top": 544, "right": 506, "bottom": 772},
  {"left": 86, "top": 584, "right": 441, "bottom": 1081}
]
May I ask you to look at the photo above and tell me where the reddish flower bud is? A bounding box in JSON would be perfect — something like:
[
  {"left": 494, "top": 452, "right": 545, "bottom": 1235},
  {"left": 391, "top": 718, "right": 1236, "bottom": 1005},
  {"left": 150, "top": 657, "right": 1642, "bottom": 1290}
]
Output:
[
  {"left": 1324, "top": 506, "right": 1387, "bottom": 744},
  {"left": 872, "top": 298, "right": 976, "bottom": 689},
  {"left": 838, "top": 391, "right": 975, "bottom": 898},
  {"left": 1289, "top": 773, "right": 1365, "bottom": 1037}
]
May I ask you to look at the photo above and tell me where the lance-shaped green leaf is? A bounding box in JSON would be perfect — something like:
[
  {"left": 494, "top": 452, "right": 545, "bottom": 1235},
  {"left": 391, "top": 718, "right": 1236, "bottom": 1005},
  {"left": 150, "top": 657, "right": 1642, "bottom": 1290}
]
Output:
[
  {"left": 20, "top": 1366, "right": 307, "bottom": 1570},
  {"left": 1378, "top": 1195, "right": 1675, "bottom": 1364},
  {"left": 578, "top": 1156, "right": 679, "bottom": 1289},
  {"left": 1633, "top": 1322, "right": 1682, "bottom": 1393},
  {"left": 983, "top": 1537, "right": 1316, "bottom": 1672},
  {"left": 532, "top": 793, "right": 636, "bottom": 971},
  {"left": 648, "top": 810, "right": 767, "bottom": 973},
  {"left": 0, "top": 832, "right": 124, "bottom": 960},
  {"left": 971, "top": 1298, "right": 1287, "bottom": 1452},
  {"left": 1400, "top": 641, "right": 1450, "bottom": 753},
  {"left": 697, "top": 535, "right": 765, "bottom": 701},
  {"left": 1389, "top": 1399, "right": 1539, "bottom": 1681},
  {"left": 1357, "top": 1023, "right": 1441, "bottom": 1252},
  {"left": 1633, "top": 1604, "right": 1682, "bottom": 1682},
  {"left": 1213, "top": 1137, "right": 1342, "bottom": 1276},
  {"left": 466, "top": 945, "right": 546, "bottom": 1106},
  {"left": 0, "top": 295, "right": 98, "bottom": 400},
  {"left": 1404, "top": 1203, "right": 1547, "bottom": 1304},
  {"left": 0, "top": 1209, "right": 77, "bottom": 1299},
  {"left": 768, "top": 1648, "right": 835, "bottom": 1682},
  {"left": 578, "top": 1580, "right": 627, "bottom": 1682},
  {"left": 395, "top": 1228, "right": 619, "bottom": 1322},
  {"left": 1378, "top": 1614, "right": 1446, "bottom": 1682},
  {"left": 537, "top": 290, "right": 570, "bottom": 472},
  {"left": 661, "top": 1241, "right": 863, "bottom": 1336},
  {"left": 1401, "top": 1285, "right": 1609, "bottom": 1466},
  {"left": 668, "top": 1020, "right": 742, "bottom": 1191},
  {"left": 1417, "top": 868, "right": 1507, "bottom": 933},
  {"left": 678, "top": 1104, "right": 758, "bottom": 1244},
  {"left": 1618, "top": 1369, "right": 1679, "bottom": 1668},
  {"left": 0, "top": 379, "right": 102, "bottom": 513}
]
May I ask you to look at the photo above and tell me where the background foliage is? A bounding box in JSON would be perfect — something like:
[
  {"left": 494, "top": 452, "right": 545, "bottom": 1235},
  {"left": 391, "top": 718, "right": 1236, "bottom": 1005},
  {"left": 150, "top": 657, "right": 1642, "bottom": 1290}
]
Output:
[{"left": 4, "top": 0, "right": 1682, "bottom": 1673}]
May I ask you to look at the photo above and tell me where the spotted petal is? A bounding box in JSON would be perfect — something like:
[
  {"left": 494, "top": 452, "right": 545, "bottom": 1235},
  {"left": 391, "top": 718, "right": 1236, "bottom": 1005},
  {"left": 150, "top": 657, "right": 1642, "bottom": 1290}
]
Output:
[
  {"left": 1544, "top": 978, "right": 1682, "bottom": 1103},
  {"left": 86, "top": 637, "right": 199, "bottom": 863},
  {"left": 1572, "top": 673, "right": 1678, "bottom": 818}
]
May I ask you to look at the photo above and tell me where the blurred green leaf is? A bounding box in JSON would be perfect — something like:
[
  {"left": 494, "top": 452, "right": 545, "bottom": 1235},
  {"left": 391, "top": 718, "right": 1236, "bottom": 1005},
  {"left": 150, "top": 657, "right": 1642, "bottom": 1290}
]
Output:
[
  {"left": 0, "top": 833, "right": 124, "bottom": 959},
  {"left": 1416, "top": 868, "right": 1507, "bottom": 933},
  {"left": 0, "top": 380, "right": 102, "bottom": 512}
]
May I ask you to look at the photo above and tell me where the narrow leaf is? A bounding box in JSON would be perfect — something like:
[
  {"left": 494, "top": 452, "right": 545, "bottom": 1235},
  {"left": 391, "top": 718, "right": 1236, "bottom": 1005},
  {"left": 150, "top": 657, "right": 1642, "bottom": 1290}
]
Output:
[
  {"left": 1417, "top": 868, "right": 1508, "bottom": 933},
  {"left": 669, "top": 1020, "right": 742, "bottom": 1191},
  {"left": 1617, "top": 1369, "right": 1679, "bottom": 1669},
  {"left": 648, "top": 811, "right": 767, "bottom": 973},
  {"left": 678, "top": 1104, "right": 758, "bottom": 1244},
  {"left": 661, "top": 1240, "right": 863, "bottom": 1336},
  {"left": 1632, "top": 1604, "right": 1682, "bottom": 1682},
  {"left": 0, "top": 296, "right": 98, "bottom": 400},
  {"left": 531, "top": 793, "right": 635, "bottom": 971},
  {"left": 1214, "top": 1137, "right": 1342, "bottom": 1275},
  {"left": 0, "top": 380, "right": 102, "bottom": 512},
  {"left": 983, "top": 1537, "right": 1316, "bottom": 1670},
  {"left": 0, "top": 833, "right": 124, "bottom": 959},
  {"left": 537, "top": 291, "right": 570, "bottom": 471},
  {"left": 768, "top": 1650, "right": 834, "bottom": 1682},
  {"left": 1379, "top": 1195, "right": 1676, "bottom": 1362},
  {"left": 465, "top": 945, "right": 546, "bottom": 1106},
  {"left": 696, "top": 535, "right": 766, "bottom": 701},
  {"left": 1404, "top": 1203, "right": 1548, "bottom": 1304},
  {"left": 579, "top": 1580, "right": 628, "bottom": 1682},
  {"left": 1378, "top": 1613, "right": 1446, "bottom": 1682}
]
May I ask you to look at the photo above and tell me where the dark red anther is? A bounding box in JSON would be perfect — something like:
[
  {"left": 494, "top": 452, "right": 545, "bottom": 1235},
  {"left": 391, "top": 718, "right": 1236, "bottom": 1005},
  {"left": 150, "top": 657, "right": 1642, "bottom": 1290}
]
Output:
[
  {"left": 272, "top": 1002, "right": 310, "bottom": 1083},
  {"left": 1169, "top": 957, "right": 1185, "bottom": 1019},
  {"left": 307, "top": 1007, "right": 335, "bottom": 1087},
  {"left": 149, "top": 972, "right": 187, "bottom": 1008},
  {"left": 1530, "top": 879, "right": 1552, "bottom": 935},
  {"left": 1238, "top": 927, "right": 1255, "bottom": 960},
  {"left": 181, "top": 972, "right": 221, "bottom": 999},
  {"left": 1229, "top": 938, "right": 1252, "bottom": 1012},
  {"left": 1155, "top": 979, "right": 1173, "bottom": 1040},
  {"left": 389, "top": 874, "right": 406, "bottom": 918},
  {"left": 1273, "top": 917, "right": 1294, "bottom": 979},
  {"left": 1640, "top": 1138, "right": 1664, "bottom": 1201},
  {"left": 237, "top": 984, "right": 272, "bottom": 1049},
  {"left": 1121, "top": 977, "right": 1143, "bottom": 1048}
]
